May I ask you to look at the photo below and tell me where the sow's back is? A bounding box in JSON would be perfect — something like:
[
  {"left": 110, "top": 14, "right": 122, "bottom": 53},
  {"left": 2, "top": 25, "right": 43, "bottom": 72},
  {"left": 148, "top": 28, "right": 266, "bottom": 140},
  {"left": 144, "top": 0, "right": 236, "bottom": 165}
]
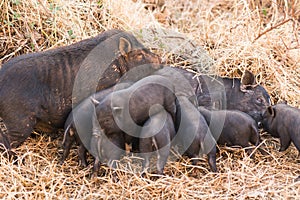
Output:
[{"left": 0, "top": 29, "right": 161, "bottom": 156}]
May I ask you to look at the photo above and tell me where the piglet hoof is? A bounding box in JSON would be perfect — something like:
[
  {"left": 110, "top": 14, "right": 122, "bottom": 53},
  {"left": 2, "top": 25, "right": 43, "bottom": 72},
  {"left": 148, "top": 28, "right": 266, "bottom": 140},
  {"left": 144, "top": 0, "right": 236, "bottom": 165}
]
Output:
[
  {"left": 191, "top": 158, "right": 200, "bottom": 166},
  {"left": 90, "top": 159, "right": 101, "bottom": 179},
  {"left": 89, "top": 167, "right": 104, "bottom": 179},
  {"left": 258, "top": 148, "right": 269, "bottom": 156},
  {"left": 151, "top": 171, "right": 165, "bottom": 181},
  {"left": 110, "top": 171, "right": 119, "bottom": 183},
  {"left": 156, "top": 170, "right": 165, "bottom": 176},
  {"left": 191, "top": 160, "right": 198, "bottom": 166},
  {"left": 5, "top": 150, "right": 19, "bottom": 165},
  {"left": 141, "top": 171, "right": 147, "bottom": 178},
  {"left": 279, "top": 146, "right": 288, "bottom": 152},
  {"left": 208, "top": 156, "right": 217, "bottom": 173},
  {"left": 246, "top": 149, "right": 255, "bottom": 159},
  {"left": 141, "top": 172, "right": 163, "bottom": 181},
  {"left": 79, "top": 160, "right": 88, "bottom": 168},
  {"left": 208, "top": 163, "right": 217, "bottom": 173},
  {"left": 140, "top": 166, "right": 150, "bottom": 177},
  {"left": 141, "top": 170, "right": 164, "bottom": 181},
  {"left": 59, "top": 157, "right": 65, "bottom": 165},
  {"left": 89, "top": 171, "right": 98, "bottom": 179},
  {"left": 130, "top": 149, "right": 140, "bottom": 154},
  {"left": 211, "top": 167, "right": 218, "bottom": 173}
]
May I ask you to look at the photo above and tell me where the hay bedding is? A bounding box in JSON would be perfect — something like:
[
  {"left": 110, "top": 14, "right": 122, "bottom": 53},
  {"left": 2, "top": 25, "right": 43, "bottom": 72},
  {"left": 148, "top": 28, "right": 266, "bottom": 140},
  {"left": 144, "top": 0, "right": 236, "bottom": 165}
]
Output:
[{"left": 0, "top": 0, "right": 300, "bottom": 199}]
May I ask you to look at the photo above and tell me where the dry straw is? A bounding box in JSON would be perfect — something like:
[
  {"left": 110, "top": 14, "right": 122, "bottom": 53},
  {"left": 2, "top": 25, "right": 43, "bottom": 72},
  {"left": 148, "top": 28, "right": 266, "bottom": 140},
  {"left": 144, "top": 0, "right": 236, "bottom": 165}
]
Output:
[{"left": 0, "top": 0, "right": 300, "bottom": 199}]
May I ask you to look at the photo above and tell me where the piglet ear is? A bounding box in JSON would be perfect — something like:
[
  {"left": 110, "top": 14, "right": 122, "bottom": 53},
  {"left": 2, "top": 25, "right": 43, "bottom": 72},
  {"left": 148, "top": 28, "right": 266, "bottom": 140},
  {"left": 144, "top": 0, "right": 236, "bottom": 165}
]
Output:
[
  {"left": 267, "top": 106, "right": 276, "bottom": 118},
  {"left": 119, "top": 37, "right": 132, "bottom": 55}
]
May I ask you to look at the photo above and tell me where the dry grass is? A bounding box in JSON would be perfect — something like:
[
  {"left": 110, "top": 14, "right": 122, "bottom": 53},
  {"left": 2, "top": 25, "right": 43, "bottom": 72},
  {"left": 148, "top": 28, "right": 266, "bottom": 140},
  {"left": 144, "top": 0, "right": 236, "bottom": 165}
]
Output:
[{"left": 0, "top": 0, "right": 300, "bottom": 199}]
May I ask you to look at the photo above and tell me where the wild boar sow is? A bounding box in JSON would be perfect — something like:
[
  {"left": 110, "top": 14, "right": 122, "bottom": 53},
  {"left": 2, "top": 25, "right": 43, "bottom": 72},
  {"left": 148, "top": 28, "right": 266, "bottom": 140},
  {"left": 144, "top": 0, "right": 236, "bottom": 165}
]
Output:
[{"left": 0, "top": 29, "right": 161, "bottom": 158}]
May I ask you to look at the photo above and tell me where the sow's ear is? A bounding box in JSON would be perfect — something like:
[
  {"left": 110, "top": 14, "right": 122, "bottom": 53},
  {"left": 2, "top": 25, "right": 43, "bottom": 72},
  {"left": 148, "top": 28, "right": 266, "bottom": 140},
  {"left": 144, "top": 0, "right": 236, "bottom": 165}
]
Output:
[
  {"left": 266, "top": 106, "right": 276, "bottom": 118},
  {"left": 240, "top": 69, "right": 256, "bottom": 92},
  {"left": 119, "top": 37, "right": 132, "bottom": 55}
]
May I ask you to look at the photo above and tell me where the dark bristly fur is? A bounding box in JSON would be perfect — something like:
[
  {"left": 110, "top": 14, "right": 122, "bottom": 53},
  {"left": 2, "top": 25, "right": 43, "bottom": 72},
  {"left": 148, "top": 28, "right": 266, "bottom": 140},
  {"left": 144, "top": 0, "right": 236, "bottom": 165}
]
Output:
[{"left": 0, "top": 29, "right": 161, "bottom": 158}]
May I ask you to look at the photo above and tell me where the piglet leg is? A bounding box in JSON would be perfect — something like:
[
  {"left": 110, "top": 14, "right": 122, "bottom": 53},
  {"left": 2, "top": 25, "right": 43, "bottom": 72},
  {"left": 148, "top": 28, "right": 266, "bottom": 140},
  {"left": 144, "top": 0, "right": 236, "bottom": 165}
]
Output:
[
  {"left": 279, "top": 134, "right": 291, "bottom": 152},
  {"left": 139, "top": 137, "right": 152, "bottom": 174},
  {"left": 77, "top": 144, "right": 88, "bottom": 167},
  {"left": 155, "top": 133, "right": 172, "bottom": 175},
  {"left": 207, "top": 145, "right": 217, "bottom": 172}
]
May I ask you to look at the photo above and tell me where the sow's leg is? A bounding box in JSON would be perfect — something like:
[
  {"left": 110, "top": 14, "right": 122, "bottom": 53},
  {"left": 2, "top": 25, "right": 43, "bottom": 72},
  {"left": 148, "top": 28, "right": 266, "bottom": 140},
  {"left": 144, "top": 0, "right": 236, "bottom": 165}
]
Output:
[
  {"left": 0, "top": 130, "right": 17, "bottom": 162},
  {"left": 0, "top": 113, "right": 36, "bottom": 162}
]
